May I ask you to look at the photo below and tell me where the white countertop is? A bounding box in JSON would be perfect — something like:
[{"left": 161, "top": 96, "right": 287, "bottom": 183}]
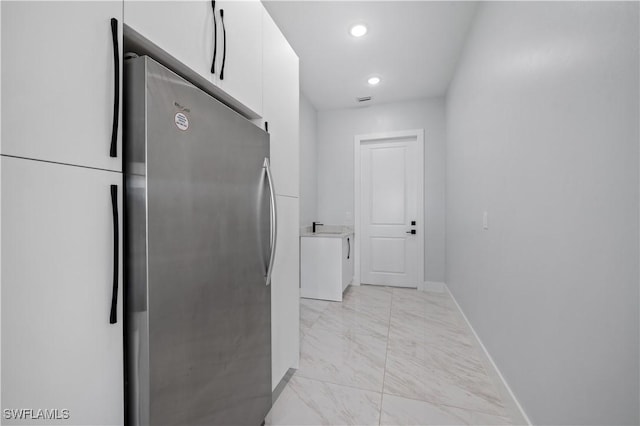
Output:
[{"left": 300, "top": 225, "right": 354, "bottom": 238}]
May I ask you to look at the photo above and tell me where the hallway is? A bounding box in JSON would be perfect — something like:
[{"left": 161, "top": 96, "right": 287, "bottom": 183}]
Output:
[{"left": 267, "top": 286, "right": 517, "bottom": 425}]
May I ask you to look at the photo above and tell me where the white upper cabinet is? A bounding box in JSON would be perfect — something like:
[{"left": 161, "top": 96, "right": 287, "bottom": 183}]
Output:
[
  {"left": 125, "top": 0, "right": 263, "bottom": 117},
  {"left": 1, "top": 1, "right": 123, "bottom": 172},
  {"left": 262, "top": 10, "right": 300, "bottom": 197},
  {"left": 213, "top": 0, "right": 263, "bottom": 116},
  {"left": 124, "top": 1, "right": 214, "bottom": 80}
]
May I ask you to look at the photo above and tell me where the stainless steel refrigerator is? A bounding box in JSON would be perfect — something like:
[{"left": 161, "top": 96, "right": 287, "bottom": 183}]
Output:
[{"left": 124, "top": 56, "right": 275, "bottom": 426}]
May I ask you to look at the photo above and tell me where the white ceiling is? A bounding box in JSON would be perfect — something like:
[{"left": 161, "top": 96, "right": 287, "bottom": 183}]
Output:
[{"left": 263, "top": 1, "right": 478, "bottom": 110}]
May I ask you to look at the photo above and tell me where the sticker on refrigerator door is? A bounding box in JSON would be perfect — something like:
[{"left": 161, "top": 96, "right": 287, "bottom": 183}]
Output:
[{"left": 174, "top": 112, "right": 189, "bottom": 131}]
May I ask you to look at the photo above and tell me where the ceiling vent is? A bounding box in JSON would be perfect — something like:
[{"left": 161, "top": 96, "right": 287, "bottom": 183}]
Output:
[{"left": 356, "top": 96, "right": 372, "bottom": 103}]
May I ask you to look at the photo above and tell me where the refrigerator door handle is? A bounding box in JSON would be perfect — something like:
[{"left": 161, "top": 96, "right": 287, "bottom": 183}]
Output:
[{"left": 263, "top": 157, "right": 277, "bottom": 286}]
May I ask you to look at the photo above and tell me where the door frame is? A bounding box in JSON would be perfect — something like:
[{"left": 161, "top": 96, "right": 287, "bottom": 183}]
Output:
[{"left": 353, "top": 129, "right": 425, "bottom": 287}]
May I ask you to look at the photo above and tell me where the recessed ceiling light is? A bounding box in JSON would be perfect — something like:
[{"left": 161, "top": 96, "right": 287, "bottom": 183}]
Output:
[
  {"left": 367, "top": 76, "right": 381, "bottom": 86},
  {"left": 350, "top": 24, "right": 368, "bottom": 38}
]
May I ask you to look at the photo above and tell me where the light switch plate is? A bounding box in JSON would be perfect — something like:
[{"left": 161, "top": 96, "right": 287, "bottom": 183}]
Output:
[{"left": 483, "top": 211, "right": 489, "bottom": 230}]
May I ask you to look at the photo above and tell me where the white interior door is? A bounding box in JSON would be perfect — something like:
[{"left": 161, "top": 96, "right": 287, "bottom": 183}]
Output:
[{"left": 360, "top": 135, "right": 423, "bottom": 287}]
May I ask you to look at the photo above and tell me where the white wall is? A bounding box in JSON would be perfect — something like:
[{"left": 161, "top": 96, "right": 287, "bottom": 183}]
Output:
[
  {"left": 299, "top": 93, "right": 318, "bottom": 227},
  {"left": 446, "top": 2, "right": 639, "bottom": 425},
  {"left": 317, "top": 98, "right": 446, "bottom": 283}
]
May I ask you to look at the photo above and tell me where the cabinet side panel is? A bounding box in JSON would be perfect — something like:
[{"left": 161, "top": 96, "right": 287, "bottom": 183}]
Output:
[
  {"left": 271, "top": 195, "right": 300, "bottom": 388},
  {"left": 124, "top": 56, "right": 150, "bottom": 426}
]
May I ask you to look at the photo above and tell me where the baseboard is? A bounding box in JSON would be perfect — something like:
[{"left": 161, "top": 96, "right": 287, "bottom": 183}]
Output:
[
  {"left": 445, "top": 285, "right": 532, "bottom": 426},
  {"left": 272, "top": 368, "right": 296, "bottom": 405},
  {"left": 418, "top": 281, "right": 446, "bottom": 292}
]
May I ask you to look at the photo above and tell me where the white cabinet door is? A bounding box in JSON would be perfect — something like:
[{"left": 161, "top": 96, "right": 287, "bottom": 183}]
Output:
[
  {"left": 301, "top": 236, "right": 350, "bottom": 301},
  {"left": 214, "top": 0, "right": 263, "bottom": 116},
  {"left": 263, "top": 10, "right": 300, "bottom": 197},
  {"left": 342, "top": 236, "right": 354, "bottom": 290},
  {"left": 124, "top": 0, "right": 214, "bottom": 80},
  {"left": 1, "top": 157, "right": 124, "bottom": 425},
  {"left": 1, "top": 1, "right": 122, "bottom": 172},
  {"left": 270, "top": 195, "right": 300, "bottom": 390},
  {"left": 125, "top": 0, "right": 262, "bottom": 116}
]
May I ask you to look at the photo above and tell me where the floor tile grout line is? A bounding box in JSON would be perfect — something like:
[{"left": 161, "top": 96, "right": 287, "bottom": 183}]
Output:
[
  {"left": 381, "top": 287, "right": 511, "bottom": 420},
  {"left": 299, "top": 300, "right": 330, "bottom": 355},
  {"left": 378, "top": 289, "right": 394, "bottom": 426},
  {"left": 297, "top": 289, "right": 392, "bottom": 398},
  {"left": 294, "top": 287, "right": 511, "bottom": 425},
  {"left": 437, "top": 290, "right": 512, "bottom": 418},
  {"left": 292, "top": 372, "right": 384, "bottom": 395},
  {"left": 381, "top": 390, "right": 511, "bottom": 419},
  {"left": 300, "top": 299, "right": 333, "bottom": 334},
  {"left": 302, "top": 302, "right": 391, "bottom": 340}
]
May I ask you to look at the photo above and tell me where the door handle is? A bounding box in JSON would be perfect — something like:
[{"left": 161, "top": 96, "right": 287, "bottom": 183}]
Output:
[
  {"left": 263, "top": 158, "right": 277, "bottom": 286},
  {"left": 210, "top": 1, "right": 217, "bottom": 74},
  {"left": 219, "top": 9, "right": 227, "bottom": 80},
  {"left": 347, "top": 237, "right": 351, "bottom": 259},
  {"left": 110, "top": 18, "right": 119, "bottom": 158},
  {"left": 406, "top": 230, "right": 416, "bottom": 235},
  {"left": 109, "top": 184, "right": 119, "bottom": 324}
]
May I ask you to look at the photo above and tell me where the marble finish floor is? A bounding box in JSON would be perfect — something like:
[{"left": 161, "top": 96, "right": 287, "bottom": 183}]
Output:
[{"left": 266, "top": 285, "right": 515, "bottom": 426}]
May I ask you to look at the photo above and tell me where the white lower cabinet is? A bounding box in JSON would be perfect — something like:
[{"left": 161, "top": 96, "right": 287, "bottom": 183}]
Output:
[
  {"left": 1, "top": 157, "right": 124, "bottom": 425},
  {"left": 301, "top": 234, "right": 354, "bottom": 302},
  {"left": 270, "top": 195, "right": 300, "bottom": 390},
  {"left": 342, "top": 236, "right": 355, "bottom": 290}
]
